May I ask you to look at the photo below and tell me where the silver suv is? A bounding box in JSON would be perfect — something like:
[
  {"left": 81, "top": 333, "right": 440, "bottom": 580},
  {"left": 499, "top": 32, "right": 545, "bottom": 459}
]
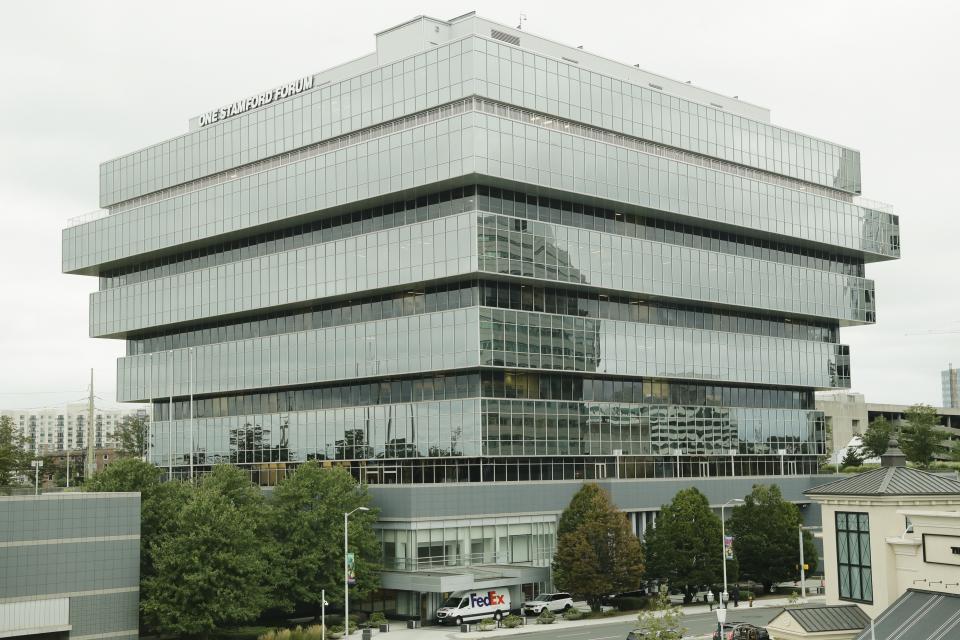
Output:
[{"left": 522, "top": 592, "right": 574, "bottom": 615}]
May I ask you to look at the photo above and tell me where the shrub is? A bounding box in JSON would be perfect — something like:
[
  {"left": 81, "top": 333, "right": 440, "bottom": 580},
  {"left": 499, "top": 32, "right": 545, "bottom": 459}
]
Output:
[
  {"left": 303, "top": 625, "right": 325, "bottom": 640},
  {"left": 369, "top": 612, "right": 387, "bottom": 625},
  {"left": 478, "top": 618, "right": 497, "bottom": 631},
  {"left": 502, "top": 614, "right": 523, "bottom": 628},
  {"left": 537, "top": 609, "right": 556, "bottom": 624},
  {"left": 738, "top": 590, "right": 750, "bottom": 601},
  {"left": 328, "top": 625, "right": 344, "bottom": 638},
  {"left": 258, "top": 631, "right": 277, "bottom": 640},
  {"left": 616, "top": 596, "right": 649, "bottom": 611},
  {"left": 564, "top": 607, "right": 584, "bottom": 620}
]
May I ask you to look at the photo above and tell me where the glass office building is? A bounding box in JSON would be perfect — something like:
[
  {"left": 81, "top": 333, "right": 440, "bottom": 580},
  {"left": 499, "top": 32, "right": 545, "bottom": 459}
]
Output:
[{"left": 63, "top": 12, "right": 898, "bottom": 618}]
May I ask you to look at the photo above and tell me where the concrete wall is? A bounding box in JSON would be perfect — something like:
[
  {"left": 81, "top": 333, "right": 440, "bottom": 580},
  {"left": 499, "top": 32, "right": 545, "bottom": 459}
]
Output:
[{"left": 0, "top": 492, "right": 140, "bottom": 640}]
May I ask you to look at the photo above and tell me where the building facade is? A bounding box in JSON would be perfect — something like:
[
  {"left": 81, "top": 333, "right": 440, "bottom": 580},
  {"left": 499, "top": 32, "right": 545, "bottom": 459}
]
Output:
[
  {"left": 816, "top": 392, "right": 959, "bottom": 463},
  {"left": 0, "top": 403, "right": 147, "bottom": 457},
  {"left": 0, "top": 492, "right": 140, "bottom": 640},
  {"left": 63, "top": 13, "right": 899, "bottom": 620}
]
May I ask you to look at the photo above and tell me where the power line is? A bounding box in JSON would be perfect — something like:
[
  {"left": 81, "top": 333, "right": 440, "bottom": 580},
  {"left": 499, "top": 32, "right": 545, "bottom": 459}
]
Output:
[{"left": 0, "top": 389, "right": 89, "bottom": 395}]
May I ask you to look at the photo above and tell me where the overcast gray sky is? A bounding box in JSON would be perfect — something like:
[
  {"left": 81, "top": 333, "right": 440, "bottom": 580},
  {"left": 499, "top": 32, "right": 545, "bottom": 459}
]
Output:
[{"left": 1, "top": 0, "right": 957, "bottom": 410}]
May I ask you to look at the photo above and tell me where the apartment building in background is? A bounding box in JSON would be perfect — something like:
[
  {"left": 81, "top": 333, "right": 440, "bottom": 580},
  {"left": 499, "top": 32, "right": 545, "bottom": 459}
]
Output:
[
  {"left": 0, "top": 403, "right": 147, "bottom": 456},
  {"left": 62, "top": 13, "right": 900, "bottom": 620}
]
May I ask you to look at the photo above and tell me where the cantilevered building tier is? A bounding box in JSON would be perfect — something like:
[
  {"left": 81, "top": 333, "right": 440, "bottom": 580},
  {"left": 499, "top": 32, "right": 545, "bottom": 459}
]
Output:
[{"left": 63, "top": 13, "right": 899, "bottom": 486}]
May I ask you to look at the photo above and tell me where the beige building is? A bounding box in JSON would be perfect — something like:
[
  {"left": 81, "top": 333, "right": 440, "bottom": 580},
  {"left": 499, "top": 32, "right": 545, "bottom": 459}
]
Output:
[
  {"left": 815, "top": 392, "right": 960, "bottom": 464},
  {"left": 0, "top": 402, "right": 147, "bottom": 455},
  {"left": 767, "top": 445, "right": 960, "bottom": 639}
]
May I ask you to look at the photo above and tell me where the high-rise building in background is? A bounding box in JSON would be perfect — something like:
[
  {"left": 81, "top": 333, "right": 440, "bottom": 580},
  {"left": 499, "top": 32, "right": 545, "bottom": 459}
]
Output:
[
  {"left": 0, "top": 403, "right": 145, "bottom": 455},
  {"left": 63, "top": 13, "right": 900, "bottom": 617},
  {"left": 942, "top": 364, "right": 959, "bottom": 408}
]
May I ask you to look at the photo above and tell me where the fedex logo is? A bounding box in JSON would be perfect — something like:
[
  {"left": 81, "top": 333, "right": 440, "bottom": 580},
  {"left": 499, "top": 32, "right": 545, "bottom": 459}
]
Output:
[{"left": 470, "top": 591, "right": 506, "bottom": 607}]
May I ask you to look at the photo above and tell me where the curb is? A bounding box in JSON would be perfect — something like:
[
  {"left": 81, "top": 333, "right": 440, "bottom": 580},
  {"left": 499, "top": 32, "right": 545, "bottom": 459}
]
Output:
[{"left": 450, "top": 596, "right": 826, "bottom": 639}]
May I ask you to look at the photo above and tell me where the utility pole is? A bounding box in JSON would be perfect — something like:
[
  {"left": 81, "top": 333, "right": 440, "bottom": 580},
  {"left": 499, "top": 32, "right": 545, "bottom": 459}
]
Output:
[{"left": 86, "top": 368, "right": 96, "bottom": 481}]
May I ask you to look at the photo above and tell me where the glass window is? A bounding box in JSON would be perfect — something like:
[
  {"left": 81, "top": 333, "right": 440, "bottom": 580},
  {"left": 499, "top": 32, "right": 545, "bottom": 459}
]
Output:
[{"left": 836, "top": 511, "right": 872, "bottom": 603}]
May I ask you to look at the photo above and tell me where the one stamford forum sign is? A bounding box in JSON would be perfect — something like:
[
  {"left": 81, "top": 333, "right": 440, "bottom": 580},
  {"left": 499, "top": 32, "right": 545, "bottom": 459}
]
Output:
[{"left": 198, "top": 75, "right": 315, "bottom": 127}]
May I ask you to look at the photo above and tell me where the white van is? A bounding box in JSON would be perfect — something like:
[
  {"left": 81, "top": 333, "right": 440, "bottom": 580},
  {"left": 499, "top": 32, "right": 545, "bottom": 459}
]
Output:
[{"left": 435, "top": 589, "right": 512, "bottom": 625}]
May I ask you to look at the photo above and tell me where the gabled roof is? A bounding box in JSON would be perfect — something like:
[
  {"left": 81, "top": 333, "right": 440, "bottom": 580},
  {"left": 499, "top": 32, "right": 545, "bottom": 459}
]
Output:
[
  {"left": 805, "top": 467, "right": 960, "bottom": 497},
  {"left": 783, "top": 605, "right": 870, "bottom": 632},
  {"left": 855, "top": 589, "right": 960, "bottom": 640}
]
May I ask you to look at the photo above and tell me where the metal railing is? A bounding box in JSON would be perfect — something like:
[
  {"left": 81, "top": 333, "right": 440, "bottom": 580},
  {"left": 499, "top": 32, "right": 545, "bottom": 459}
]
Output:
[
  {"left": 65, "top": 208, "right": 110, "bottom": 227},
  {"left": 853, "top": 197, "right": 896, "bottom": 215}
]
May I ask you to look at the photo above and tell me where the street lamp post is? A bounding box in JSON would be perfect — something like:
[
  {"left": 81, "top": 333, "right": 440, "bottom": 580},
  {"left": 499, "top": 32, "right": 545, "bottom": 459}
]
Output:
[
  {"left": 798, "top": 524, "right": 806, "bottom": 603},
  {"left": 31, "top": 459, "right": 43, "bottom": 495},
  {"left": 720, "top": 498, "right": 744, "bottom": 608},
  {"left": 716, "top": 605, "right": 727, "bottom": 640},
  {"left": 797, "top": 524, "right": 821, "bottom": 603},
  {"left": 344, "top": 506, "right": 370, "bottom": 634}
]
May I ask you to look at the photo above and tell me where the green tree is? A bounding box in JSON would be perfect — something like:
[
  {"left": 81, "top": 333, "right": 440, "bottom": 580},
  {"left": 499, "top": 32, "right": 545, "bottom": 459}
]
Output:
[
  {"left": 860, "top": 417, "right": 892, "bottom": 459},
  {"left": 114, "top": 414, "right": 150, "bottom": 458},
  {"left": 201, "top": 463, "right": 263, "bottom": 512},
  {"left": 85, "top": 456, "right": 162, "bottom": 492},
  {"left": 726, "top": 485, "right": 818, "bottom": 593},
  {"left": 141, "top": 485, "right": 271, "bottom": 636},
  {"left": 201, "top": 464, "right": 282, "bottom": 599},
  {"left": 633, "top": 585, "right": 685, "bottom": 640},
  {"left": 0, "top": 415, "right": 31, "bottom": 486},
  {"left": 840, "top": 447, "right": 863, "bottom": 468},
  {"left": 270, "top": 462, "right": 380, "bottom": 614},
  {"left": 84, "top": 459, "right": 188, "bottom": 599},
  {"left": 644, "top": 488, "right": 728, "bottom": 603},
  {"left": 557, "top": 482, "right": 608, "bottom": 538},
  {"left": 552, "top": 484, "right": 645, "bottom": 611},
  {"left": 901, "top": 404, "right": 949, "bottom": 468},
  {"left": 42, "top": 454, "right": 68, "bottom": 487}
]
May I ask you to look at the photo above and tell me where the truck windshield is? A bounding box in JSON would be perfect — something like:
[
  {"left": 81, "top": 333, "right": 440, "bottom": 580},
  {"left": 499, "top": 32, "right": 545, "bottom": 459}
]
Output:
[{"left": 443, "top": 597, "right": 465, "bottom": 608}]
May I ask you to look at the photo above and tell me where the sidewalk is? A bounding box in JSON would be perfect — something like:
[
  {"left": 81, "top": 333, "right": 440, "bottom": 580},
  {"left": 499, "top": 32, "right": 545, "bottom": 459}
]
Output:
[{"left": 370, "top": 595, "right": 825, "bottom": 640}]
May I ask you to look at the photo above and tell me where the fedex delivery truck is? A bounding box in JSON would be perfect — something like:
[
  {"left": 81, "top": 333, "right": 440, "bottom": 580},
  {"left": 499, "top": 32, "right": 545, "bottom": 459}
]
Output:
[{"left": 435, "top": 589, "right": 512, "bottom": 625}]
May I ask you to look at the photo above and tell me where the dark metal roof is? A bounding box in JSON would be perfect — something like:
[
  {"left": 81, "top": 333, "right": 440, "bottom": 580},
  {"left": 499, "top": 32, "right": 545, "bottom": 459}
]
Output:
[
  {"left": 805, "top": 467, "right": 960, "bottom": 497},
  {"left": 855, "top": 589, "right": 960, "bottom": 640},
  {"left": 784, "top": 605, "right": 870, "bottom": 632}
]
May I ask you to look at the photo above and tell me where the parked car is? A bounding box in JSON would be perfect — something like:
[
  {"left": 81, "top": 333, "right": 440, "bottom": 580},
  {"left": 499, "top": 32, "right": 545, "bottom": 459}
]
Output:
[
  {"left": 712, "top": 622, "right": 770, "bottom": 640},
  {"left": 601, "top": 588, "right": 648, "bottom": 607},
  {"left": 522, "top": 592, "right": 574, "bottom": 615}
]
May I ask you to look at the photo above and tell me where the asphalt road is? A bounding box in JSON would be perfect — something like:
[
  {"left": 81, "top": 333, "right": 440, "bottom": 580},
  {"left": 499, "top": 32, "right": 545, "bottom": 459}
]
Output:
[{"left": 486, "top": 607, "right": 782, "bottom": 640}]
